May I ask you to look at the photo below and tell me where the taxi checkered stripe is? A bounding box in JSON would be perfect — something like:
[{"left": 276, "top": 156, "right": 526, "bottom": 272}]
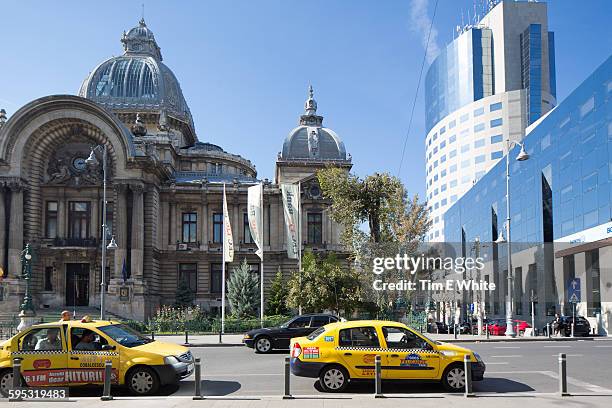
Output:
[
  {"left": 70, "top": 351, "right": 119, "bottom": 356},
  {"left": 335, "top": 346, "right": 440, "bottom": 354},
  {"left": 11, "top": 350, "right": 65, "bottom": 355}
]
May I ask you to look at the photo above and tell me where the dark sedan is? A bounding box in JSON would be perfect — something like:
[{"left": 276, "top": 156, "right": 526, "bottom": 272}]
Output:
[
  {"left": 243, "top": 314, "right": 339, "bottom": 353},
  {"left": 549, "top": 316, "right": 591, "bottom": 337}
]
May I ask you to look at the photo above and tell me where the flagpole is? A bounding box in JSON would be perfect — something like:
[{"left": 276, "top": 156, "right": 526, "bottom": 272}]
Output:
[
  {"left": 297, "top": 181, "right": 302, "bottom": 315},
  {"left": 260, "top": 182, "right": 264, "bottom": 327},
  {"left": 221, "top": 184, "right": 226, "bottom": 335}
]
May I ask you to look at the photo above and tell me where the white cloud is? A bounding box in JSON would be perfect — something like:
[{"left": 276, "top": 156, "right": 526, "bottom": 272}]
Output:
[{"left": 410, "top": 0, "right": 441, "bottom": 64}]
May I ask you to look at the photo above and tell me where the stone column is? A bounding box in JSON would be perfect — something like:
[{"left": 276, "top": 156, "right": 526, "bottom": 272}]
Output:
[
  {"left": 130, "top": 184, "right": 144, "bottom": 278},
  {"left": 0, "top": 187, "right": 6, "bottom": 272},
  {"left": 169, "top": 201, "right": 176, "bottom": 245},
  {"left": 113, "top": 184, "right": 128, "bottom": 279},
  {"left": 200, "top": 197, "right": 208, "bottom": 248},
  {"left": 8, "top": 183, "right": 24, "bottom": 277},
  {"left": 57, "top": 193, "right": 66, "bottom": 238}
]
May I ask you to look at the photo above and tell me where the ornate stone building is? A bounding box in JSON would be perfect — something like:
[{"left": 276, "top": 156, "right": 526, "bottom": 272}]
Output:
[{"left": 0, "top": 19, "right": 351, "bottom": 320}]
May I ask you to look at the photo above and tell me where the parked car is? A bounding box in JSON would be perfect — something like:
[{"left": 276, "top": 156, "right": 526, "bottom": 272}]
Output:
[
  {"left": 548, "top": 316, "right": 591, "bottom": 337},
  {"left": 427, "top": 321, "right": 448, "bottom": 334},
  {"left": 243, "top": 314, "right": 339, "bottom": 353},
  {"left": 290, "top": 320, "right": 486, "bottom": 392},
  {"left": 0, "top": 317, "right": 193, "bottom": 396},
  {"left": 487, "top": 319, "right": 531, "bottom": 336},
  {"left": 458, "top": 321, "right": 474, "bottom": 334}
]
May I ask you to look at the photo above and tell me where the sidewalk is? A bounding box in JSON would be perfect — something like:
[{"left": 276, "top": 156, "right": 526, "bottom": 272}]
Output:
[
  {"left": 9, "top": 393, "right": 612, "bottom": 407},
  {"left": 154, "top": 333, "right": 606, "bottom": 347}
]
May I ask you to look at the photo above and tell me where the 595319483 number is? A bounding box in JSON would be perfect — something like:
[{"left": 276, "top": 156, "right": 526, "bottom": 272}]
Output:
[{"left": 8, "top": 387, "right": 69, "bottom": 401}]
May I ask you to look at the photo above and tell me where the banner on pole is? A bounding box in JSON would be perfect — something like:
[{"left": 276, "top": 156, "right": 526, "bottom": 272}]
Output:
[
  {"left": 281, "top": 183, "right": 300, "bottom": 259},
  {"left": 223, "top": 184, "right": 234, "bottom": 262},
  {"left": 248, "top": 183, "right": 264, "bottom": 259}
]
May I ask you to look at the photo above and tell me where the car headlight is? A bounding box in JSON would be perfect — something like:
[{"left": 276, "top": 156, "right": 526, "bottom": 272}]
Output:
[
  {"left": 440, "top": 350, "right": 458, "bottom": 357},
  {"left": 243, "top": 334, "right": 251, "bottom": 339},
  {"left": 164, "top": 356, "right": 180, "bottom": 365}
]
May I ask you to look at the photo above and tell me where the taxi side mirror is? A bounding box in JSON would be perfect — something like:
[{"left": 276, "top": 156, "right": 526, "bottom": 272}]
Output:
[
  {"left": 102, "top": 344, "right": 116, "bottom": 351},
  {"left": 423, "top": 342, "right": 434, "bottom": 351}
]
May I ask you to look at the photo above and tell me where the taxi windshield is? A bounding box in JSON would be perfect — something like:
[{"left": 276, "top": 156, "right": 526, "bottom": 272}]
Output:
[{"left": 98, "top": 324, "right": 153, "bottom": 348}]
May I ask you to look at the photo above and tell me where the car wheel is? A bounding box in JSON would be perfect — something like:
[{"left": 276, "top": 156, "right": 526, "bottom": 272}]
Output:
[
  {"left": 319, "top": 365, "right": 349, "bottom": 392},
  {"left": 127, "top": 366, "right": 159, "bottom": 395},
  {"left": 442, "top": 364, "right": 465, "bottom": 392},
  {"left": 0, "top": 370, "right": 13, "bottom": 397},
  {"left": 254, "top": 336, "right": 273, "bottom": 354}
]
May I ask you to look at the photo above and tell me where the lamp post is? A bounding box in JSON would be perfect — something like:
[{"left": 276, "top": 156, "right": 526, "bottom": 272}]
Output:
[
  {"left": 86, "top": 144, "right": 118, "bottom": 321},
  {"left": 17, "top": 244, "right": 36, "bottom": 331},
  {"left": 495, "top": 139, "right": 530, "bottom": 337}
]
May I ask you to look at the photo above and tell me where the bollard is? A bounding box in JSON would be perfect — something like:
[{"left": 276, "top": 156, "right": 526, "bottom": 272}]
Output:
[
  {"left": 559, "top": 353, "right": 569, "bottom": 396},
  {"left": 219, "top": 329, "right": 222, "bottom": 344},
  {"left": 193, "top": 358, "right": 204, "bottom": 400},
  {"left": 517, "top": 322, "right": 521, "bottom": 337},
  {"left": 486, "top": 324, "right": 490, "bottom": 339},
  {"left": 283, "top": 356, "right": 293, "bottom": 399},
  {"left": 464, "top": 355, "right": 475, "bottom": 397},
  {"left": 184, "top": 330, "right": 190, "bottom": 346},
  {"left": 101, "top": 360, "right": 113, "bottom": 401},
  {"left": 571, "top": 321, "right": 575, "bottom": 338},
  {"left": 547, "top": 323, "right": 551, "bottom": 339},
  {"left": 374, "top": 355, "right": 384, "bottom": 398},
  {"left": 436, "top": 325, "right": 439, "bottom": 335},
  {"left": 11, "top": 357, "right": 22, "bottom": 400},
  {"left": 151, "top": 330, "right": 155, "bottom": 341},
  {"left": 454, "top": 325, "right": 458, "bottom": 339}
]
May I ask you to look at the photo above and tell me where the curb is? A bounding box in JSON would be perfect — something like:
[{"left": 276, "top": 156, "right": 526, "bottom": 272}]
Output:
[{"left": 437, "top": 337, "right": 597, "bottom": 343}]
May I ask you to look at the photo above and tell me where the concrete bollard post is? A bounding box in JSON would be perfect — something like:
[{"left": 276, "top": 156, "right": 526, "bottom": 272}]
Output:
[
  {"left": 193, "top": 358, "right": 203, "bottom": 400},
  {"left": 436, "top": 324, "right": 439, "bottom": 335},
  {"left": 151, "top": 330, "right": 155, "bottom": 341},
  {"left": 559, "top": 353, "right": 569, "bottom": 396},
  {"left": 464, "top": 355, "right": 475, "bottom": 397},
  {"left": 547, "top": 323, "right": 551, "bottom": 339},
  {"left": 219, "top": 329, "right": 222, "bottom": 344},
  {"left": 101, "top": 360, "right": 113, "bottom": 401},
  {"left": 486, "top": 324, "right": 490, "bottom": 339},
  {"left": 184, "top": 330, "right": 190, "bottom": 346},
  {"left": 454, "top": 325, "right": 458, "bottom": 339},
  {"left": 283, "top": 356, "right": 293, "bottom": 399},
  {"left": 374, "top": 355, "right": 384, "bottom": 398}
]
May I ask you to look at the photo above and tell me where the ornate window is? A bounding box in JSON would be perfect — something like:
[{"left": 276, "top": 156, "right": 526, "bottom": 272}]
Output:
[
  {"left": 178, "top": 263, "right": 197, "bottom": 294},
  {"left": 182, "top": 212, "right": 198, "bottom": 243},
  {"left": 212, "top": 213, "right": 223, "bottom": 243},
  {"left": 307, "top": 212, "right": 323, "bottom": 244},
  {"left": 45, "top": 201, "right": 58, "bottom": 238},
  {"left": 68, "top": 202, "right": 90, "bottom": 239},
  {"left": 243, "top": 213, "right": 253, "bottom": 244},
  {"left": 210, "top": 263, "right": 222, "bottom": 293}
]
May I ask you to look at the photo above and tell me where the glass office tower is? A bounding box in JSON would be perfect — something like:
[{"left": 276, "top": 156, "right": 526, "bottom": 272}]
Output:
[
  {"left": 425, "top": 0, "right": 556, "bottom": 241},
  {"left": 444, "top": 56, "right": 612, "bottom": 334}
]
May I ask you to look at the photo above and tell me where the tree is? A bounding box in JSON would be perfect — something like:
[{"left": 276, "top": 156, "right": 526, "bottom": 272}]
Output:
[
  {"left": 175, "top": 278, "right": 194, "bottom": 307},
  {"left": 286, "top": 251, "right": 361, "bottom": 316},
  {"left": 227, "top": 259, "right": 260, "bottom": 319},
  {"left": 266, "top": 267, "right": 289, "bottom": 316},
  {"left": 317, "top": 168, "right": 432, "bottom": 315}
]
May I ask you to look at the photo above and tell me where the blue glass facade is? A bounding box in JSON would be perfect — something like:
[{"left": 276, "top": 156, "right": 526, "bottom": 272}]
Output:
[
  {"left": 548, "top": 31, "right": 557, "bottom": 100},
  {"left": 521, "top": 24, "right": 543, "bottom": 124},
  {"left": 445, "top": 56, "right": 612, "bottom": 245},
  {"left": 425, "top": 28, "right": 493, "bottom": 132}
]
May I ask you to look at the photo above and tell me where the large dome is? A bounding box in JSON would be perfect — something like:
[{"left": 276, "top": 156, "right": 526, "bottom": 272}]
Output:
[
  {"left": 280, "top": 86, "right": 348, "bottom": 161},
  {"left": 79, "top": 19, "right": 193, "bottom": 131}
]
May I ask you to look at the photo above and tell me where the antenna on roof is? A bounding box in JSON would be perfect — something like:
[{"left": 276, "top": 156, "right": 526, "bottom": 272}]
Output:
[{"left": 141, "top": 3, "right": 145, "bottom": 20}]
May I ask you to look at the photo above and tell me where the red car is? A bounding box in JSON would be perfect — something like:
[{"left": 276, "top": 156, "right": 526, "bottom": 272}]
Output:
[{"left": 487, "top": 319, "right": 531, "bottom": 336}]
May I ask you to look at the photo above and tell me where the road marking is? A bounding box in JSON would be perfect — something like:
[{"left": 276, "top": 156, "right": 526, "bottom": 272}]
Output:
[
  {"left": 539, "top": 371, "right": 612, "bottom": 393},
  {"left": 594, "top": 345, "right": 612, "bottom": 348},
  {"left": 550, "top": 354, "right": 583, "bottom": 357},
  {"left": 494, "top": 346, "right": 520, "bottom": 349},
  {"left": 544, "top": 345, "right": 570, "bottom": 348},
  {"left": 484, "top": 362, "right": 508, "bottom": 365},
  {"left": 490, "top": 355, "right": 522, "bottom": 358}
]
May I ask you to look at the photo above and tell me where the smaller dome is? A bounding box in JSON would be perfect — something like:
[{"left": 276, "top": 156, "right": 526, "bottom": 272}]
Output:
[
  {"left": 121, "top": 18, "right": 162, "bottom": 60},
  {"left": 280, "top": 86, "right": 348, "bottom": 161}
]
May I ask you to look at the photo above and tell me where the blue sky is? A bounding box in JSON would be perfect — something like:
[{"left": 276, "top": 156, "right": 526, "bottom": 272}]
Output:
[{"left": 0, "top": 0, "right": 610, "bottom": 197}]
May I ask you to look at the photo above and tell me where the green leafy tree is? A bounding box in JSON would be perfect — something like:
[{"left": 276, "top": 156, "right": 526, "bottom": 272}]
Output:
[
  {"left": 287, "top": 251, "right": 361, "bottom": 316},
  {"left": 317, "top": 168, "right": 431, "bottom": 316},
  {"left": 227, "top": 259, "right": 260, "bottom": 319},
  {"left": 266, "top": 267, "right": 289, "bottom": 316},
  {"left": 175, "top": 278, "right": 194, "bottom": 307}
]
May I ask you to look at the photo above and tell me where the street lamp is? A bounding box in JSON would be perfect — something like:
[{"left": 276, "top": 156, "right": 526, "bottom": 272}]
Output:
[
  {"left": 17, "top": 244, "right": 36, "bottom": 331},
  {"left": 86, "top": 144, "right": 116, "bottom": 320},
  {"left": 501, "top": 139, "right": 530, "bottom": 337}
]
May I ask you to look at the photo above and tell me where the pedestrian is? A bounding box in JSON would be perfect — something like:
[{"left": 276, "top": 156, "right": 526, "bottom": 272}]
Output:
[
  {"left": 552, "top": 313, "right": 561, "bottom": 337},
  {"left": 59, "top": 310, "right": 71, "bottom": 322}
]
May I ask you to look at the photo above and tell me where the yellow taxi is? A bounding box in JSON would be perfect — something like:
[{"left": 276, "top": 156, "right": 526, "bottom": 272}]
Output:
[
  {"left": 289, "top": 320, "right": 485, "bottom": 392},
  {"left": 0, "top": 317, "right": 194, "bottom": 396}
]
